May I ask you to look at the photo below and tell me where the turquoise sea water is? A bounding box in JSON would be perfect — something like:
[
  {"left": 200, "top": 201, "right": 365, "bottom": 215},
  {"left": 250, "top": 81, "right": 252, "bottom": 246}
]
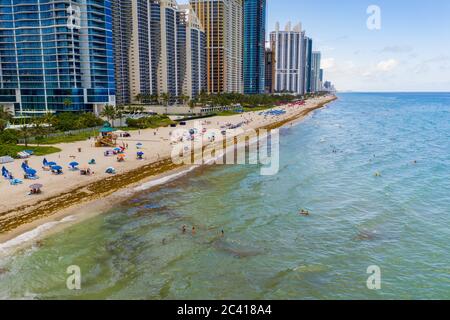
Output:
[{"left": 0, "top": 93, "right": 449, "bottom": 299}]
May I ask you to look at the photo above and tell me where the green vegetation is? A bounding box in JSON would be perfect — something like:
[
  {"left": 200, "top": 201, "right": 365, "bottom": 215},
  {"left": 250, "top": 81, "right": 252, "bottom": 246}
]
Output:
[
  {"left": 34, "top": 130, "right": 98, "bottom": 145},
  {"left": 126, "top": 115, "right": 175, "bottom": 129},
  {"left": 0, "top": 144, "right": 61, "bottom": 157},
  {"left": 194, "top": 92, "right": 298, "bottom": 109}
]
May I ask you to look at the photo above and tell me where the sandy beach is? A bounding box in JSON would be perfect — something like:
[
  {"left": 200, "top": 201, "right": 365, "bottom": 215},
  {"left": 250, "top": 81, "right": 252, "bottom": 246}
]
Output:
[{"left": 0, "top": 95, "right": 336, "bottom": 244}]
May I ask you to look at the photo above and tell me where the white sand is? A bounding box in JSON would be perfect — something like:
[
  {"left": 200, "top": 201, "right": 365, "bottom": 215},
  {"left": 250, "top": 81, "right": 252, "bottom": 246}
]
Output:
[{"left": 0, "top": 96, "right": 335, "bottom": 216}]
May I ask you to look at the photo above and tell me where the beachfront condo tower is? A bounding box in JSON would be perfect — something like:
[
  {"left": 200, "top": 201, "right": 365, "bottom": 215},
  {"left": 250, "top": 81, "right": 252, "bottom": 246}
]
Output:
[
  {"left": 112, "top": 0, "right": 206, "bottom": 105},
  {"left": 311, "top": 51, "right": 322, "bottom": 93},
  {"left": 178, "top": 4, "right": 207, "bottom": 99},
  {"left": 264, "top": 47, "right": 274, "bottom": 93},
  {"left": 270, "top": 22, "right": 305, "bottom": 95},
  {"left": 190, "top": 0, "right": 243, "bottom": 94},
  {"left": 243, "top": 0, "right": 266, "bottom": 94},
  {"left": 304, "top": 36, "right": 313, "bottom": 93},
  {"left": 0, "top": 0, "right": 116, "bottom": 116}
]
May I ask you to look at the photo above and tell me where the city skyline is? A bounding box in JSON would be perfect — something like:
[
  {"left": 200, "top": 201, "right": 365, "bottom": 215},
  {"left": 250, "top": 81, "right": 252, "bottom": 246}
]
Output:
[{"left": 181, "top": 0, "right": 450, "bottom": 92}]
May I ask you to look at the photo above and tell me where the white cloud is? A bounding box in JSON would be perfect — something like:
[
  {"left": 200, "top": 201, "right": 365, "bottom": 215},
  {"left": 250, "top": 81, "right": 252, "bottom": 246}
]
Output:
[
  {"left": 321, "top": 58, "right": 335, "bottom": 70},
  {"left": 376, "top": 59, "right": 399, "bottom": 72}
]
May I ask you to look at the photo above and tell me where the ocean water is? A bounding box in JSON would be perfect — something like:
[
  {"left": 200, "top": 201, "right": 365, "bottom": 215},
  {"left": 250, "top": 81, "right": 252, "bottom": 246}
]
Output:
[{"left": 0, "top": 93, "right": 449, "bottom": 299}]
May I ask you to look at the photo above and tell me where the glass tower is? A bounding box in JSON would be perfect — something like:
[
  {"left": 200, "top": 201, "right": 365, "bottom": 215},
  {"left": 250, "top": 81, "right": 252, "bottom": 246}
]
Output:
[
  {"left": 243, "top": 0, "right": 266, "bottom": 94},
  {"left": 0, "top": 0, "right": 116, "bottom": 116}
]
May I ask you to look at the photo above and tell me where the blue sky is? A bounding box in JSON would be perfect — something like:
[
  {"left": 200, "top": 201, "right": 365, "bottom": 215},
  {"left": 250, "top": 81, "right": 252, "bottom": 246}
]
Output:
[{"left": 180, "top": 0, "right": 450, "bottom": 91}]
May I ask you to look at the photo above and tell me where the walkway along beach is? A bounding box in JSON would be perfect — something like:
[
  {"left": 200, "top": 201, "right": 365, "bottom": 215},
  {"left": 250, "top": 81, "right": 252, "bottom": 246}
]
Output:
[{"left": 0, "top": 95, "right": 336, "bottom": 245}]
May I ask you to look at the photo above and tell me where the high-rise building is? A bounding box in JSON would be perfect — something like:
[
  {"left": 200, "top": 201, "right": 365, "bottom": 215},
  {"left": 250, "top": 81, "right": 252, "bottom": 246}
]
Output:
[
  {"left": 112, "top": 0, "right": 206, "bottom": 105},
  {"left": 178, "top": 4, "right": 207, "bottom": 99},
  {"left": 243, "top": 0, "right": 266, "bottom": 94},
  {"left": 304, "top": 36, "right": 313, "bottom": 93},
  {"left": 311, "top": 51, "right": 321, "bottom": 92},
  {"left": 190, "top": 0, "right": 243, "bottom": 94},
  {"left": 264, "top": 47, "right": 274, "bottom": 93},
  {"left": 112, "top": 0, "right": 161, "bottom": 105},
  {"left": 319, "top": 68, "right": 324, "bottom": 91},
  {"left": 0, "top": 0, "right": 116, "bottom": 116},
  {"left": 270, "top": 22, "right": 305, "bottom": 95}
]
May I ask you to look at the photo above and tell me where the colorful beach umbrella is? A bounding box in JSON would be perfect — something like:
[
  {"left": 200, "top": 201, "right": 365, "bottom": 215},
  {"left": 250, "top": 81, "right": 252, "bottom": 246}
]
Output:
[{"left": 51, "top": 165, "right": 62, "bottom": 171}]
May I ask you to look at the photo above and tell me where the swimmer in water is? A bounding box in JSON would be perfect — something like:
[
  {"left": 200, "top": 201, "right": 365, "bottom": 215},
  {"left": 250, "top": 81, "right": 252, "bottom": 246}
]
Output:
[
  {"left": 299, "top": 209, "right": 310, "bottom": 216},
  {"left": 182, "top": 225, "right": 187, "bottom": 233},
  {"left": 221, "top": 230, "right": 225, "bottom": 237},
  {"left": 192, "top": 226, "right": 196, "bottom": 235}
]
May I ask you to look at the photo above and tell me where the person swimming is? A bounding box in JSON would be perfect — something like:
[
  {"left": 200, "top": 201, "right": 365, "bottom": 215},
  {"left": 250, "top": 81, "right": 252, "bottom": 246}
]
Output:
[
  {"left": 221, "top": 230, "right": 225, "bottom": 237},
  {"left": 299, "top": 209, "right": 310, "bottom": 216},
  {"left": 192, "top": 226, "right": 196, "bottom": 235},
  {"left": 182, "top": 225, "right": 187, "bottom": 233}
]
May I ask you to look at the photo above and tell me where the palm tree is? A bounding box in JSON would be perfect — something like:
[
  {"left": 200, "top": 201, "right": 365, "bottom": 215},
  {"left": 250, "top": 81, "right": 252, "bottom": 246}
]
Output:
[
  {"left": 135, "top": 94, "right": 143, "bottom": 104},
  {"left": 115, "top": 105, "right": 126, "bottom": 127},
  {"left": 42, "top": 112, "right": 56, "bottom": 128},
  {"left": 159, "top": 92, "right": 170, "bottom": 114},
  {"left": 19, "top": 117, "right": 31, "bottom": 147},
  {"left": 178, "top": 94, "right": 190, "bottom": 106},
  {"left": 63, "top": 98, "right": 72, "bottom": 110},
  {"left": 100, "top": 104, "right": 116, "bottom": 127},
  {"left": 150, "top": 94, "right": 159, "bottom": 104}
]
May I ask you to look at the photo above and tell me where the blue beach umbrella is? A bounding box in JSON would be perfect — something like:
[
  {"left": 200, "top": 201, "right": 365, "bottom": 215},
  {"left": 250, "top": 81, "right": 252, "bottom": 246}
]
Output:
[
  {"left": 47, "top": 161, "right": 57, "bottom": 166},
  {"left": 43, "top": 158, "right": 48, "bottom": 166},
  {"left": 137, "top": 151, "right": 144, "bottom": 156},
  {"left": 69, "top": 161, "right": 79, "bottom": 168},
  {"left": 51, "top": 165, "right": 62, "bottom": 171}
]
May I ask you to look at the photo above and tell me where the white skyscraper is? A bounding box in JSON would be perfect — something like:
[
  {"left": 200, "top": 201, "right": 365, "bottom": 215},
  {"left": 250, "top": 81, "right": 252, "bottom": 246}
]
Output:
[
  {"left": 311, "top": 51, "right": 322, "bottom": 93},
  {"left": 270, "top": 22, "right": 305, "bottom": 95}
]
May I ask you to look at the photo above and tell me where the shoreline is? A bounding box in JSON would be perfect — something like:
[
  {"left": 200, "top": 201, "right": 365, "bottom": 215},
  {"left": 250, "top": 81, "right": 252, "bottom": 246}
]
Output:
[{"left": 0, "top": 95, "right": 337, "bottom": 249}]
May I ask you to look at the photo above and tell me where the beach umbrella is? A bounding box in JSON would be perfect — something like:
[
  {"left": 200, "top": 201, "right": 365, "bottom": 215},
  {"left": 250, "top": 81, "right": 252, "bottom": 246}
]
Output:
[
  {"left": 29, "top": 184, "right": 43, "bottom": 189},
  {"left": 51, "top": 165, "right": 62, "bottom": 171},
  {"left": 47, "top": 161, "right": 57, "bottom": 166},
  {"left": 21, "top": 162, "right": 29, "bottom": 170},
  {"left": 43, "top": 158, "right": 48, "bottom": 166},
  {"left": 136, "top": 142, "right": 143, "bottom": 146},
  {"left": 117, "top": 154, "right": 125, "bottom": 158},
  {"left": 69, "top": 161, "right": 79, "bottom": 167},
  {"left": 137, "top": 151, "right": 144, "bottom": 156}
]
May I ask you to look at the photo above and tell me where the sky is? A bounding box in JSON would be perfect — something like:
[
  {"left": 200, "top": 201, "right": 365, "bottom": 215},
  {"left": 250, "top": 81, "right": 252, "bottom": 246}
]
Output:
[{"left": 180, "top": 0, "right": 450, "bottom": 92}]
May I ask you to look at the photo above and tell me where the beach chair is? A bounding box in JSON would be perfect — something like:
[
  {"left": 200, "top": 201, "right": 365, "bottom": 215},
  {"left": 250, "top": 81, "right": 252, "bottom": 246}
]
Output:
[
  {"left": 10, "top": 178, "right": 23, "bottom": 186},
  {"left": 17, "top": 151, "right": 30, "bottom": 159}
]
